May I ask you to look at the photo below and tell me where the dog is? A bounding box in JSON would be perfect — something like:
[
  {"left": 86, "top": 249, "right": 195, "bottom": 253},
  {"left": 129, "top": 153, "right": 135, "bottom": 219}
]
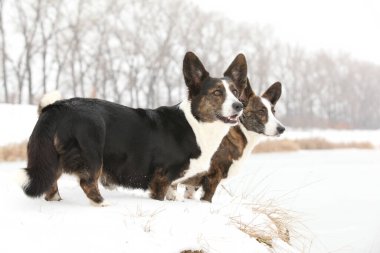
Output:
[
  {"left": 181, "top": 79, "right": 285, "bottom": 202},
  {"left": 20, "top": 52, "right": 248, "bottom": 206}
]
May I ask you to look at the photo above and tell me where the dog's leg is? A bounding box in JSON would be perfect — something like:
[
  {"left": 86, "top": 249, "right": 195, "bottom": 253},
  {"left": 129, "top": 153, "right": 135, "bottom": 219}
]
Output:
[
  {"left": 79, "top": 171, "right": 106, "bottom": 206},
  {"left": 100, "top": 173, "right": 117, "bottom": 191},
  {"left": 44, "top": 182, "right": 62, "bottom": 201},
  {"left": 44, "top": 169, "right": 63, "bottom": 201},
  {"left": 201, "top": 172, "right": 222, "bottom": 203},
  {"left": 75, "top": 128, "right": 108, "bottom": 206},
  {"left": 149, "top": 168, "right": 170, "bottom": 201},
  {"left": 165, "top": 184, "right": 178, "bottom": 201}
]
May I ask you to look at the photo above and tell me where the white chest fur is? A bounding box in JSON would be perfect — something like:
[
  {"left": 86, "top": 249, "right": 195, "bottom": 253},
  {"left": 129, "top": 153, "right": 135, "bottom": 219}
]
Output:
[
  {"left": 173, "top": 100, "right": 231, "bottom": 184},
  {"left": 224, "top": 124, "right": 262, "bottom": 179}
]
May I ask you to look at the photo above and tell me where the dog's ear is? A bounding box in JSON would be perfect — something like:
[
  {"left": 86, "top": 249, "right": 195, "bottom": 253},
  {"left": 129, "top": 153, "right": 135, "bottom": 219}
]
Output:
[
  {"left": 240, "top": 78, "right": 255, "bottom": 106},
  {"left": 183, "top": 52, "right": 209, "bottom": 97},
  {"left": 224, "top": 53, "right": 248, "bottom": 93},
  {"left": 262, "top": 82, "right": 282, "bottom": 105}
]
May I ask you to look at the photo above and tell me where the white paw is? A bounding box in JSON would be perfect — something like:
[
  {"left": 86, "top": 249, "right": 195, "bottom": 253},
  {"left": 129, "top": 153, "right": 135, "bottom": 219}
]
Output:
[
  {"left": 45, "top": 192, "right": 62, "bottom": 201},
  {"left": 165, "top": 188, "right": 177, "bottom": 201},
  {"left": 166, "top": 184, "right": 186, "bottom": 201},
  {"left": 184, "top": 186, "right": 195, "bottom": 199},
  {"left": 90, "top": 200, "right": 111, "bottom": 207}
]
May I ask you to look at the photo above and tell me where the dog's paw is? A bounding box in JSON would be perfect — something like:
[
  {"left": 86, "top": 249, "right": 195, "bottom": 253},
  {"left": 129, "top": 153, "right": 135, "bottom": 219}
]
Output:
[
  {"left": 165, "top": 190, "right": 177, "bottom": 201},
  {"left": 184, "top": 186, "right": 195, "bottom": 199},
  {"left": 90, "top": 200, "right": 111, "bottom": 207}
]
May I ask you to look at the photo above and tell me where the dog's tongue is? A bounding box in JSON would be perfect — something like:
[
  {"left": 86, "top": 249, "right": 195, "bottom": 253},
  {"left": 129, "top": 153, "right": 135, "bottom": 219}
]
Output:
[
  {"left": 228, "top": 114, "right": 238, "bottom": 121},
  {"left": 226, "top": 115, "right": 238, "bottom": 123}
]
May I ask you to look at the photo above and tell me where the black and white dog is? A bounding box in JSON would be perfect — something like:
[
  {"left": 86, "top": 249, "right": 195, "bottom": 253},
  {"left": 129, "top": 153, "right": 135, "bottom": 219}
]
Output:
[{"left": 20, "top": 52, "right": 248, "bottom": 206}]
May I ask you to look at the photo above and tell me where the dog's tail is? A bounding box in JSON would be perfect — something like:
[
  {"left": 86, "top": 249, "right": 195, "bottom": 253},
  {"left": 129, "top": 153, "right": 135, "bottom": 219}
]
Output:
[
  {"left": 19, "top": 112, "right": 59, "bottom": 197},
  {"left": 37, "top": 90, "right": 62, "bottom": 115}
]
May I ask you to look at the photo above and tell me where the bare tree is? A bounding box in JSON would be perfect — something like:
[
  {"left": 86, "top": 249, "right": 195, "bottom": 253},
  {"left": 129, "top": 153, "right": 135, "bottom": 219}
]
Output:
[
  {"left": 16, "top": 0, "right": 42, "bottom": 103},
  {"left": 0, "top": 0, "right": 9, "bottom": 102},
  {"left": 37, "top": 0, "right": 63, "bottom": 93},
  {"left": 1, "top": 0, "right": 379, "bottom": 128}
]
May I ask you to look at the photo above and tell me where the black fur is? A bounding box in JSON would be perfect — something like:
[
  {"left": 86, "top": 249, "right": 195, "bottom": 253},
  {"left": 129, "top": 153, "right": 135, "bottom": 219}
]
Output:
[{"left": 23, "top": 98, "right": 200, "bottom": 197}]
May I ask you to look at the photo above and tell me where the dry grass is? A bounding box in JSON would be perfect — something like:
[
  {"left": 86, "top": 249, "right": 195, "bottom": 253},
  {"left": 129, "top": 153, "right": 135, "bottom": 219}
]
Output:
[
  {"left": 253, "top": 140, "right": 300, "bottom": 153},
  {"left": 254, "top": 138, "right": 374, "bottom": 153},
  {"left": 0, "top": 141, "right": 27, "bottom": 161},
  {"left": 229, "top": 201, "right": 310, "bottom": 252},
  {"left": 230, "top": 204, "right": 294, "bottom": 248}
]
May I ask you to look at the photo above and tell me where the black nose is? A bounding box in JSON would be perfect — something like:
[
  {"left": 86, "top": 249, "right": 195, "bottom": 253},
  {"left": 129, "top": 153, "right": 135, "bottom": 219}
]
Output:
[
  {"left": 277, "top": 125, "right": 285, "bottom": 134},
  {"left": 232, "top": 102, "right": 243, "bottom": 112}
]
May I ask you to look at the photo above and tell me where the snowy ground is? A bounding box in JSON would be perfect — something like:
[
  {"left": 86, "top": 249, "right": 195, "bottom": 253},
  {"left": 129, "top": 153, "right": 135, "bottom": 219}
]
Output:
[
  {"left": 1, "top": 103, "right": 380, "bottom": 253},
  {"left": 216, "top": 149, "right": 380, "bottom": 253},
  {"left": 0, "top": 161, "right": 297, "bottom": 253},
  {"left": 1, "top": 149, "right": 379, "bottom": 253}
]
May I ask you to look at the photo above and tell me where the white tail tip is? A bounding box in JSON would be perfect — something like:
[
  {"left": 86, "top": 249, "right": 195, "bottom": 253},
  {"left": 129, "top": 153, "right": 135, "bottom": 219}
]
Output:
[
  {"left": 16, "top": 169, "right": 30, "bottom": 189},
  {"left": 39, "top": 90, "right": 62, "bottom": 110}
]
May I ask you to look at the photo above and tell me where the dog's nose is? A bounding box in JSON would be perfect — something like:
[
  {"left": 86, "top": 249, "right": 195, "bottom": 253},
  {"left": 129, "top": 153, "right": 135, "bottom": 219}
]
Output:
[
  {"left": 277, "top": 125, "right": 285, "bottom": 134},
  {"left": 232, "top": 102, "right": 243, "bottom": 112}
]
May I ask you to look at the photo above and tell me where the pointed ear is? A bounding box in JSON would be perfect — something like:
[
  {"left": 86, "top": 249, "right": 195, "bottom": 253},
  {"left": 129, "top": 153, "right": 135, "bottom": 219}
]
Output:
[
  {"left": 239, "top": 78, "right": 255, "bottom": 106},
  {"left": 262, "top": 82, "right": 282, "bottom": 105},
  {"left": 183, "top": 52, "right": 209, "bottom": 97},
  {"left": 224, "top": 53, "right": 248, "bottom": 92}
]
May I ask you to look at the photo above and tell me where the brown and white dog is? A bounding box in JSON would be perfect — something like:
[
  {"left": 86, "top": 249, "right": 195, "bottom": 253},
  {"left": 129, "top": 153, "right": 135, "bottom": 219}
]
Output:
[{"left": 181, "top": 79, "right": 285, "bottom": 202}]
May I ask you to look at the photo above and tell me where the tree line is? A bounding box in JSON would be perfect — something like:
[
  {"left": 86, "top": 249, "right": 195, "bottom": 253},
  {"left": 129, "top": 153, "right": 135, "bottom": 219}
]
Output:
[{"left": 0, "top": 0, "right": 379, "bottom": 129}]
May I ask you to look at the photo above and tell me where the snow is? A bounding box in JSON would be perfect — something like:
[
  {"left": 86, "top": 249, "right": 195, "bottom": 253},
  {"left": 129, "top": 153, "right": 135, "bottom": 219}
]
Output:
[
  {"left": 215, "top": 149, "right": 380, "bottom": 253},
  {"left": 1, "top": 103, "right": 380, "bottom": 253},
  {"left": 2, "top": 150, "right": 379, "bottom": 253},
  {"left": 0, "top": 161, "right": 296, "bottom": 253}
]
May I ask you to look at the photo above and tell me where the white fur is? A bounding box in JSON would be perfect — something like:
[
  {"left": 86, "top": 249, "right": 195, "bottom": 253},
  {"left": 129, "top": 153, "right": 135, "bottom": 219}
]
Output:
[
  {"left": 39, "top": 90, "right": 62, "bottom": 110},
  {"left": 90, "top": 200, "right": 111, "bottom": 207},
  {"left": 221, "top": 79, "right": 241, "bottom": 117},
  {"left": 47, "top": 192, "right": 62, "bottom": 201},
  {"left": 171, "top": 100, "right": 232, "bottom": 185},
  {"left": 166, "top": 185, "right": 185, "bottom": 201},
  {"left": 261, "top": 98, "right": 284, "bottom": 136},
  {"left": 16, "top": 169, "right": 30, "bottom": 190}
]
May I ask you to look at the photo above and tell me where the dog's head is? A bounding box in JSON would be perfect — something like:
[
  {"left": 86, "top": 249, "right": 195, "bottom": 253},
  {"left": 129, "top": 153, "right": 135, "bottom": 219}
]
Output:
[
  {"left": 239, "top": 80, "right": 285, "bottom": 136},
  {"left": 183, "top": 52, "right": 247, "bottom": 125}
]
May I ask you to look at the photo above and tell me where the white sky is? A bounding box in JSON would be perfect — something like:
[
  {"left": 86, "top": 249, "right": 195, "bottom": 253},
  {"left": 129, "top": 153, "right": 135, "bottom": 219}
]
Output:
[{"left": 192, "top": 0, "right": 380, "bottom": 65}]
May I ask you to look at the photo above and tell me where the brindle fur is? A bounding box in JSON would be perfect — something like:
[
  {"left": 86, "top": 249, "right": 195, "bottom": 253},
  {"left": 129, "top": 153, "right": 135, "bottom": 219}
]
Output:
[
  {"left": 183, "top": 80, "right": 283, "bottom": 202},
  {"left": 149, "top": 168, "right": 171, "bottom": 200},
  {"left": 182, "top": 126, "right": 247, "bottom": 202}
]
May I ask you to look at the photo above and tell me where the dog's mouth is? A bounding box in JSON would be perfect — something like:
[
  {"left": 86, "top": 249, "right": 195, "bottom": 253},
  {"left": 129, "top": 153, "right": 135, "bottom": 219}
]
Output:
[{"left": 216, "top": 114, "right": 239, "bottom": 124}]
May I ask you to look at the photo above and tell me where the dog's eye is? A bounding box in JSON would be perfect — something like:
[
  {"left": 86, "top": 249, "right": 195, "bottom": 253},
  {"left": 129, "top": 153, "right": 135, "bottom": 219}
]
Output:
[
  {"left": 213, "top": 90, "right": 222, "bottom": 96},
  {"left": 258, "top": 109, "right": 266, "bottom": 115},
  {"left": 232, "top": 89, "right": 238, "bottom": 96}
]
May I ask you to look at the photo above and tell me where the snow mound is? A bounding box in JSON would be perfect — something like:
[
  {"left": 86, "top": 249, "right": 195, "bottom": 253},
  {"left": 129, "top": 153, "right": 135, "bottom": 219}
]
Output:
[{"left": 0, "top": 162, "right": 300, "bottom": 253}]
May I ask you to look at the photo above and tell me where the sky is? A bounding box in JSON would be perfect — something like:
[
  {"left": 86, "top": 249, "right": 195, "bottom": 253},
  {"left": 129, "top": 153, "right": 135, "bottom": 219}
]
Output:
[{"left": 192, "top": 0, "right": 380, "bottom": 65}]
